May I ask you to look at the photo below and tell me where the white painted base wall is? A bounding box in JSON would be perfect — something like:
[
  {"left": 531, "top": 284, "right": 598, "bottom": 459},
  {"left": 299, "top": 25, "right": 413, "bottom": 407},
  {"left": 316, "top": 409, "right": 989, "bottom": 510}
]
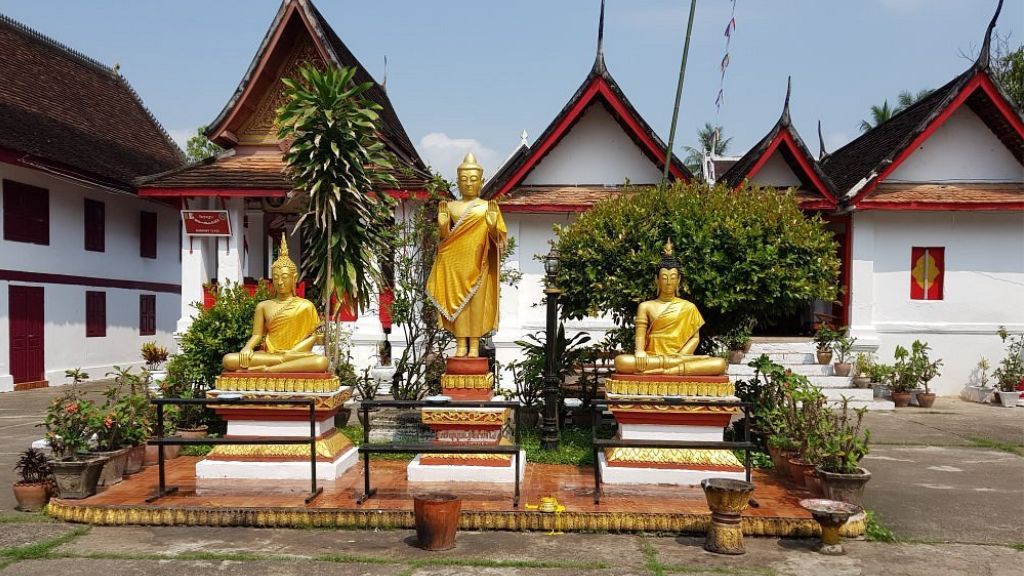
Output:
[
  {"left": 406, "top": 450, "right": 526, "bottom": 483},
  {"left": 195, "top": 446, "right": 358, "bottom": 481}
]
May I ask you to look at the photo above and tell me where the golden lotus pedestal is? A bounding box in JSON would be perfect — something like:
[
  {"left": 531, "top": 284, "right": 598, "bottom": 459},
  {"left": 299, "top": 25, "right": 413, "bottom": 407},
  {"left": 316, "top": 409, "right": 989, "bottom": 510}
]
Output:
[
  {"left": 408, "top": 358, "right": 523, "bottom": 483},
  {"left": 599, "top": 375, "right": 746, "bottom": 485},
  {"left": 195, "top": 372, "right": 357, "bottom": 488},
  {"left": 702, "top": 478, "right": 755, "bottom": 555}
]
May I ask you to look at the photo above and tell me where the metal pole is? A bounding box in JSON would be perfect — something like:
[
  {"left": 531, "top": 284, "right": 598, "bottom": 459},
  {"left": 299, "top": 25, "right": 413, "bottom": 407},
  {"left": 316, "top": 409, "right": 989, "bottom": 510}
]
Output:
[
  {"left": 662, "top": 0, "right": 699, "bottom": 184},
  {"left": 309, "top": 401, "right": 317, "bottom": 498},
  {"left": 541, "top": 286, "right": 561, "bottom": 450},
  {"left": 156, "top": 402, "right": 165, "bottom": 496}
]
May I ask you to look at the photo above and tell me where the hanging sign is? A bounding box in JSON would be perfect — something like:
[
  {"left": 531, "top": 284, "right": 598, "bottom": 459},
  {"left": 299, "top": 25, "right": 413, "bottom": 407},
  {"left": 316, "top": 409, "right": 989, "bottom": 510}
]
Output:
[{"left": 182, "top": 210, "right": 231, "bottom": 237}]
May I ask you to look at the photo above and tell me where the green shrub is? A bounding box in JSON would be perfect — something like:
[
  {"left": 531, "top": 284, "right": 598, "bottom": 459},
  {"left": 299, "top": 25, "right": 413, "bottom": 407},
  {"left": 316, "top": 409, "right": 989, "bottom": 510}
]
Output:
[{"left": 553, "top": 182, "right": 839, "bottom": 342}]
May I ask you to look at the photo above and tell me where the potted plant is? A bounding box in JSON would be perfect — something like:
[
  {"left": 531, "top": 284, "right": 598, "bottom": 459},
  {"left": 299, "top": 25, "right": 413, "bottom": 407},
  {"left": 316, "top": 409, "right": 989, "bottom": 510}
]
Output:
[
  {"left": 814, "top": 398, "right": 871, "bottom": 506},
  {"left": 962, "top": 358, "right": 995, "bottom": 404},
  {"left": 869, "top": 363, "right": 892, "bottom": 399},
  {"left": 141, "top": 341, "right": 169, "bottom": 385},
  {"left": 334, "top": 358, "right": 358, "bottom": 427},
  {"left": 13, "top": 448, "right": 52, "bottom": 511},
  {"left": 355, "top": 366, "right": 381, "bottom": 428},
  {"left": 852, "top": 353, "right": 874, "bottom": 389},
  {"left": 508, "top": 358, "right": 543, "bottom": 428},
  {"left": 813, "top": 325, "right": 837, "bottom": 365},
  {"left": 888, "top": 345, "right": 920, "bottom": 407},
  {"left": 911, "top": 341, "right": 941, "bottom": 408},
  {"left": 831, "top": 330, "right": 856, "bottom": 377},
  {"left": 43, "top": 387, "right": 108, "bottom": 499},
  {"left": 993, "top": 327, "right": 1024, "bottom": 409},
  {"left": 723, "top": 327, "right": 752, "bottom": 365}
]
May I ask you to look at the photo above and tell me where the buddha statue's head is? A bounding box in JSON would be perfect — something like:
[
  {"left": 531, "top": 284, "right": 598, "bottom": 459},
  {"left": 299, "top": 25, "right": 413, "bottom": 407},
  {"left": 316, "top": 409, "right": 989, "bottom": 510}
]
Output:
[
  {"left": 271, "top": 233, "right": 298, "bottom": 297},
  {"left": 456, "top": 153, "right": 485, "bottom": 200},
  {"left": 654, "top": 240, "right": 682, "bottom": 299}
]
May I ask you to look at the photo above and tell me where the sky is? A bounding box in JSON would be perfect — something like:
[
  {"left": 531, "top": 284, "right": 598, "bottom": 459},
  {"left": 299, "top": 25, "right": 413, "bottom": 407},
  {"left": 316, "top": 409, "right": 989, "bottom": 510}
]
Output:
[{"left": 1, "top": 0, "right": 1021, "bottom": 180}]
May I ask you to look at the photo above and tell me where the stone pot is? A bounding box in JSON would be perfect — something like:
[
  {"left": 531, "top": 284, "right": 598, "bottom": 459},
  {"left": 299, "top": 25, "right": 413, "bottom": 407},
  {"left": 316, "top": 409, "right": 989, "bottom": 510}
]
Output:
[
  {"left": 997, "top": 391, "right": 1019, "bottom": 408},
  {"left": 803, "top": 469, "right": 824, "bottom": 497},
  {"left": 519, "top": 409, "right": 541, "bottom": 429},
  {"left": 727, "top": 349, "right": 745, "bottom": 365},
  {"left": 816, "top": 350, "right": 833, "bottom": 365},
  {"left": 960, "top": 385, "right": 994, "bottom": 404},
  {"left": 916, "top": 392, "right": 936, "bottom": 408},
  {"left": 891, "top": 392, "right": 912, "bottom": 408},
  {"left": 334, "top": 406, "right": 353, "bottom": 428},
  {"left": 833, "top": 362, "right": 852, "bottom": 377},
  {"left": 13, "top": 482, "right": 49, "bottom": 512},
  {"left": 816, "top": 467, "right": 871, "bottom": 507},
  {"left": 86, "top": 447, "right": 130, "bottom": 488},
  {"left": 852, "top": 376, "right": 871, "bottom": 389},
  {"left": 51, "top": 456, "right": 107, "bottom": 499},
  {"left": 177, "top": 425, "right": 208, "bottom": 439},
  {"left": 787, "top": 458, "right": 815, "bottom": 488},
  {"left": 124, "top": 444, "right": 146, "bottom": 475}
]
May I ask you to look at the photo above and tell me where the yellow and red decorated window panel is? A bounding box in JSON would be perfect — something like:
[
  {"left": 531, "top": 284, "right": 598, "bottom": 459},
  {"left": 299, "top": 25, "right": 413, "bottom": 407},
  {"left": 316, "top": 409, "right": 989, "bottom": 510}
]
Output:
[{"left": 910, "top": 247, "right": 944, "bottom": 300}]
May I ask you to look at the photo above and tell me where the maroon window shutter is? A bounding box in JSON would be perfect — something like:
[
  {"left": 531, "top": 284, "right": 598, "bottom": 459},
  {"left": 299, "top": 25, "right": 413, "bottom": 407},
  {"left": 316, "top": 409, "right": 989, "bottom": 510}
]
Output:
[
  {"left": 3, "top": 179, "right": 49, "bottom": 245},
  {"left": 84, "top": 198, "right": 105, "bottom": 252},
  {"left": 140, "top": 211, "right": 157, "bottom": 258},
  {"left": 139, "top": 294, "right": 156, "bottom": 336},
  {"left": 86, "top": 291, "right": 106, "bottom": 338}
]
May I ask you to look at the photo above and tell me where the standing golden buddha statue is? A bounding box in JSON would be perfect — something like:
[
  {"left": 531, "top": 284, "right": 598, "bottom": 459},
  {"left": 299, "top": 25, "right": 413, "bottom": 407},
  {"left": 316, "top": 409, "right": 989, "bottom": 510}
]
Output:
[
  {"left": 426, "top": 153, "right": 507, "bottom": 357},
  {"left": 222, "top": 234, "right": 328, "bottom": 373},
  {"left": 614, "top": 241, "right": 727, "bottom": 376}
]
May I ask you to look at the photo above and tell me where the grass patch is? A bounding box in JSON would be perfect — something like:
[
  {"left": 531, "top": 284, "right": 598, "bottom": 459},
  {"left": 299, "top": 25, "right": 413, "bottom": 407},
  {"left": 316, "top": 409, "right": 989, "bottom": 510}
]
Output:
[
  {"left": 661, "top": 563, "right": 777, "bottom": 575},
  {"left": 339, "top": 424, "right": 415, "bottom": 461},
  {"left": 180, "top": 444, "right": 213, "bottom": 457},
  {"left": 521, "top": 424, "right": 616, "bottom": 466},
  {"left": 409, "top": 557, "right": 609, "bottom": 570},
  {"left": 0, "top": 513, "right": 59, "bottom": 524},
  {"left": 0, "top": 526, "right": 90, "bottom": 562},
  {"left": 640, "top": 538, "right": 665, "bottom": 576},
  {"left": 864, "top": 510, "right": 898, "bottom": 543},
  {"left": 966, "top": 437, "right": 1024, "bottom": 456}
]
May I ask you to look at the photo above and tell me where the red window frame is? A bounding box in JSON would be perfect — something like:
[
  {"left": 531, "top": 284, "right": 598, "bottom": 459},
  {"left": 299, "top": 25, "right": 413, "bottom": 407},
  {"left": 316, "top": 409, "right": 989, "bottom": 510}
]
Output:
[
  {"left": 86, "top": 291, "right": 106, "bottom": 337},
  {"left": 3, "top": 179, "right": 49, "bottom": 245},
  {"left": 910, "top": 247, "right": 945, "bottom": 301},
  {"left": 139, "top": 294, "right": 156, "bottom": 336},
  {"left": 84, "top": 198, "right": 105, "bottom": 252},
  {"left": 140, "top": 211, "right": 157, "bottom": 259}
]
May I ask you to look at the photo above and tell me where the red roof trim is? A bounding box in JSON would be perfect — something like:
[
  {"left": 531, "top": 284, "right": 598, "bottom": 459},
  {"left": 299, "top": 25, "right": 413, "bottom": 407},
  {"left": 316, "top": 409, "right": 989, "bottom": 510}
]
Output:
[
  {"left": 382, "top": 189, "right": 430, "bottom": 200},
  {"left": 492, "top": 76, "right": 686, "bottom": 200},
  {"left": 851, "top": 72, "right": 1024, "bottom": 207},
  {"left": 138, "top": 188, "right": 287, "bottom": 198},
  {"left": 859, "top": 201, "right": 1024, "bottom": 211},
  {"left": 741, "top": 130, "right": 837, "bottom": 206}
]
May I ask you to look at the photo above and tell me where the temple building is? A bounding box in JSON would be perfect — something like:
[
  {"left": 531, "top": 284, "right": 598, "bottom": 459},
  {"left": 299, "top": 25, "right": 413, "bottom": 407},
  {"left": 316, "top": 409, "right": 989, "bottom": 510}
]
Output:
[{"left": 0, "top": 14, "right": 184, "bottom": 391}]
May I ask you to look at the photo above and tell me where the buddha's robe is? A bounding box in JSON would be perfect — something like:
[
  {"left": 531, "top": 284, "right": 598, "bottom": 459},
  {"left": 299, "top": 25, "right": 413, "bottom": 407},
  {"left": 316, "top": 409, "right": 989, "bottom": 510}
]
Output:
[
  {"left": 263, "top": 297, "right": 320, "bottom": 352},
  {"left": 426, "top": 200, "right": 507, "bottom": 337},
  {"left": 643, "top": 298, "right": 704, "bottom": 356}
]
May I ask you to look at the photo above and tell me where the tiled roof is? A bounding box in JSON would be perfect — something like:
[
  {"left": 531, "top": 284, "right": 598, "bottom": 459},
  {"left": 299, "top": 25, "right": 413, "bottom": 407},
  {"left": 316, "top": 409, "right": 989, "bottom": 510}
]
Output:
[
  {"left": 0, "top": 14, "right": 183, "bottom": 189},
  {"left": 861, "top": 183, "right": 1024, "bottom": 208},
  {"left": 498, "top": 185, "right": 628, "bottom": 212}
]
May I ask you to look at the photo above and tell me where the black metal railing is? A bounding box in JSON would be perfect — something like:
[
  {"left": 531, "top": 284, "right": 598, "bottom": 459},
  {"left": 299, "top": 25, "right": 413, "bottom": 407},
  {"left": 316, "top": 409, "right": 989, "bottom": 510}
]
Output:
[
  {"left": 590, "top": 398, "right": 755, "bottom": 504},
  {"left": 146, "top": 396, "right": 323, "bottom": 504},
  {"left": 357, "top": 399, "right": 522, "bottom": 507}
]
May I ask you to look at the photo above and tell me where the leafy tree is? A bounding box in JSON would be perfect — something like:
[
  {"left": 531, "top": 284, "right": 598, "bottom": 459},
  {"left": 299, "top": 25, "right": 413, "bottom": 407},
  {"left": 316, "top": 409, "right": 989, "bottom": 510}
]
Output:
[
  {"left": 553, "top": 182, "right": 839, "bottom": 346},
  {"left": 185, "top": 126, "right": 221, "bottom": 163},
  {"left": 277, "top": 64, "right": 398, "bottom": 367},
  {"left": 858, "top": 100, "right": 895, "bottom": 133},
  {"left": 991, "top": 38, "right": 1024, "bottom": 109},
  {"left": 683, "top": 123, "right": 731, "bottom": 175}
]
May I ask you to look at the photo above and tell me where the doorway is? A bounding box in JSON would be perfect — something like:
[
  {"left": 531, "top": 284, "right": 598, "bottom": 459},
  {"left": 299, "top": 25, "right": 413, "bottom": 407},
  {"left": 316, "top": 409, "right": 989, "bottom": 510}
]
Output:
[{"left": 9, "top": 285, "right": 44, "bottom": 385}]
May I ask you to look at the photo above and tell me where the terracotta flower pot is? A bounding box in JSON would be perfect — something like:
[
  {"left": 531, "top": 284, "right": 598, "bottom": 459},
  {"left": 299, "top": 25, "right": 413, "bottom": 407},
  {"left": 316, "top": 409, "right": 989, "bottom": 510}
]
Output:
[
  {"left": 13, "top": 482, "right": 49, "bottom": 512},
  {"left": 144, "top": 442, "right": 181, "bottom": 466},
  {"left": 916, "top": 392, "right": 936, "bottom": 408},
  {"left": 852, "top": 376, "right": 871, "bottom": 389},
  {"left": 51, "top": 456, "right": 107, "bottom": 499},
  {"left": 177, "top": 425, "right": 208, "bottom": 439},
  {"left": 891, "top": 392, "right": 912, "bottom": 408},
  {"left": 787, "top": 458, "right": 815, "bottom": 488},
  {"left": 727, "top": 349, "right": 745, "bottom": 365},
  {"left": 803, "top": 469, "right": 824, "bottom": 497},
  {"left": 414, "top": 493, "right": 462, "bottom": 551},
  {"left": 833, "top": 363, "right": 852, "bottom": 377},
  {"left": 816, "top": 350, "right": 833, "bottom": 365},
  {"left": 767, "top": 445, "right": 789, "bottom": 477},
  {"left": 817, "top": 467, "right": 872, "bottom": 507},
  {"left": 742, "top": 341, "right": 753, "bottom": 353}
]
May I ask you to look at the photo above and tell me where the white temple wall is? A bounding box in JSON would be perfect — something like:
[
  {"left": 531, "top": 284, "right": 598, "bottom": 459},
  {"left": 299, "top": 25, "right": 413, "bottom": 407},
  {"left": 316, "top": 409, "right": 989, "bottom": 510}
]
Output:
[
  {"left": 751, "top": 151, "right": 802, "bottom": 188},
  {"left": 849, "top": 210, "right": 1024, "bottom": 396}
]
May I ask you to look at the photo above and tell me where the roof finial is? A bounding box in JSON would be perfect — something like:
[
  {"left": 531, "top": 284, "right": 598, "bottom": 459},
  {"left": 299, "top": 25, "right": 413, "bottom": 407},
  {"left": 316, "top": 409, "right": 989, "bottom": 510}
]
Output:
[
  {"left": 781, "top": 76, "right": 792, "bottom": 126},
  {"left": 978, "top": 0, "right": 1003, "bottom": 69},
  {"left": 520, "top": 130, "right": 529, "bottom": 146},
  {"left": 593, "top": 0, "right": 607, "bottom": 74},
  {"left": 381, "top": 55, "right": 388, "bottom": 92},
  {"left": 817, "top": 120, "right": 829, "bottom": 160},
  {"left": 112, "top": 62, "right": 121, "bottom": 74}
]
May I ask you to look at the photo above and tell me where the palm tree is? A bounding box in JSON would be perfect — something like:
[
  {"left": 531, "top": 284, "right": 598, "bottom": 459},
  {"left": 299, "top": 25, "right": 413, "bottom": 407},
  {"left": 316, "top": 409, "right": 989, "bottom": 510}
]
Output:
[
  {"left": 276, "top": 64, "right": 398, "bottom": 367},
  {"left": 896, "top": 89, "right": 933, "bottom": 112},
  {"left": 683, "top": 123, "right": 732, "bottom": 175},
  {"left": 859, "top": 100, "right": 895, "bottom": 133}
]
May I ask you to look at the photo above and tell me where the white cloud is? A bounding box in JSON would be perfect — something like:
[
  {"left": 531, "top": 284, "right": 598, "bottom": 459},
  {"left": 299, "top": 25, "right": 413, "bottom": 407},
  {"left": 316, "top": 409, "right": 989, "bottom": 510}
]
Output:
[
  {"left": 167, "top": 128, "right": 195, "bottom": 152},
  {"left": 418, "top": 132, "right": 501, "bottom": 184}
]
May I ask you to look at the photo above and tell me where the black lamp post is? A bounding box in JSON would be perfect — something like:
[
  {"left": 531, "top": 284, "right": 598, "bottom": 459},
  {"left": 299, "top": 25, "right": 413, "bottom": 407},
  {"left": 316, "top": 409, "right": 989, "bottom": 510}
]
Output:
[{"left": 541, "top": 245, "right": 562, "bottom": 450}]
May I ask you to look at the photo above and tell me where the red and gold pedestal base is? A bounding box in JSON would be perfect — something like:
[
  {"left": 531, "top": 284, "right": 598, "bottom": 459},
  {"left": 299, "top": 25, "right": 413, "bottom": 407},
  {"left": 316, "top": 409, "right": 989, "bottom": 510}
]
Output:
[
  {"left": 600, "top": 375, "right": 745, "bottom": 485},
  {"left": 408, "top": 358, "right": 523, "bottom": 483},
  {"left": 195, "top": 372, "right": 358, "bottom": 483}
]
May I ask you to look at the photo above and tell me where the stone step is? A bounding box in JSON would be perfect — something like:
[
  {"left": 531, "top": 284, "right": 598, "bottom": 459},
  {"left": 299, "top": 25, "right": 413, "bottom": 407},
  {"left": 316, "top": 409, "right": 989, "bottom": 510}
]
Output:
[
  {"left": 741, "top": 352, "right": 819, "bottom": 364},
  {"left": 747, "top": 341, "right": 817, "bottom": 355},
  {"left": 728, "top": 363, "right": 834, "bottom": 377},
  {"left": 832, "top": 399, "right": 895, "bottom": 411},
  {"left": 807, "top": 375, "right": 855, "bottom": 388},
  {"left": 822, "top": 387, "right": 874, "bottom": 402}
]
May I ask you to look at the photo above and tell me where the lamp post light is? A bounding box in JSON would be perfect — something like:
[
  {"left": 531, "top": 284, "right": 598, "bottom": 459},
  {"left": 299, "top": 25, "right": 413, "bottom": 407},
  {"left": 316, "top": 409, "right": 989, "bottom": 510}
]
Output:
[{"left": 541, "top": 246, "right": 562, "bottom": 450}]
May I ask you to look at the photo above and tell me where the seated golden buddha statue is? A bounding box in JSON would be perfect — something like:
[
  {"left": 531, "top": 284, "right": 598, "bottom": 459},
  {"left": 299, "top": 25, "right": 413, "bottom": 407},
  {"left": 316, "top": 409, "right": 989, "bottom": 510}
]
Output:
[
  {"left": 222, "top": 234, "right": 328, "bottom": 373},
  {"left": 614, "top": 241, "right": 727, "bottom": 377}
]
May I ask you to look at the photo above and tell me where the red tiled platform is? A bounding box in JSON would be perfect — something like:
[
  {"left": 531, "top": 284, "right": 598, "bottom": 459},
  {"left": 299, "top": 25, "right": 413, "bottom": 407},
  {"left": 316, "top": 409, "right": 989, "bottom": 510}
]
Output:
[{"left": 48, "top": 457, "right": 863, "bottom": 536}]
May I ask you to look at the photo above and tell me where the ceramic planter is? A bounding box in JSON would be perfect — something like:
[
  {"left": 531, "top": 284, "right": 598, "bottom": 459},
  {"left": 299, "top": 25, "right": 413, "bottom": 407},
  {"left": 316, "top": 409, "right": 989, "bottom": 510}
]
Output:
[
  {"left": 727, "top": 349, "right": 745, "bottom": 365},
  {"left": 916, "top": 392, "right": 936, "bottom": 408},
  {"left": 13, "top": 482, "right": 49, "bottom": 512},
  {"left": 816, "top": 350, "right": 833, "bottom": 365},
  {"left": 852, "top": 376, "right": 871, "bottom": 389},
  {"left": 833, "top": 363, "right": 852, "bottom": 377},
  {"left": 817, "top": 467, "right": 871, "bottom": 507},
  {"left": 997, "top": 391, "right": 1019, "bottom": 408},
  {"left": 51, "top": 456, "right": 107, "bottom": 499},
  {"left": 960, "top": 385, "right": 994, "bottom": 404},
  {"left": 891, "top": 392, "right": 912, "bottom": 408}
]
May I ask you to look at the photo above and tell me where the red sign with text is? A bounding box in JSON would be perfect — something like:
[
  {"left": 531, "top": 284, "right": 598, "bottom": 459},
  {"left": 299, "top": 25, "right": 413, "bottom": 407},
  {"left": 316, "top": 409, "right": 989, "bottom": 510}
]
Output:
[{"left": 182, "top": 210, "right": 231, "bottom": 236}]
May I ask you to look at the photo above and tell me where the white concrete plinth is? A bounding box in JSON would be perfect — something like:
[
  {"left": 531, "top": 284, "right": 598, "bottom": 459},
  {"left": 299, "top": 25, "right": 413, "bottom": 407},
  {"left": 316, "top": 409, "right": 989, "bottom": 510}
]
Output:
[
  {"left": 195, "top": 446, "right": 358, "bottom": 481},
  {"left": 598, "top": 453, "right": 745, "bottom": 486},
  {"left": 407, "top": 450, "right": 526, "bottom": 483}
]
